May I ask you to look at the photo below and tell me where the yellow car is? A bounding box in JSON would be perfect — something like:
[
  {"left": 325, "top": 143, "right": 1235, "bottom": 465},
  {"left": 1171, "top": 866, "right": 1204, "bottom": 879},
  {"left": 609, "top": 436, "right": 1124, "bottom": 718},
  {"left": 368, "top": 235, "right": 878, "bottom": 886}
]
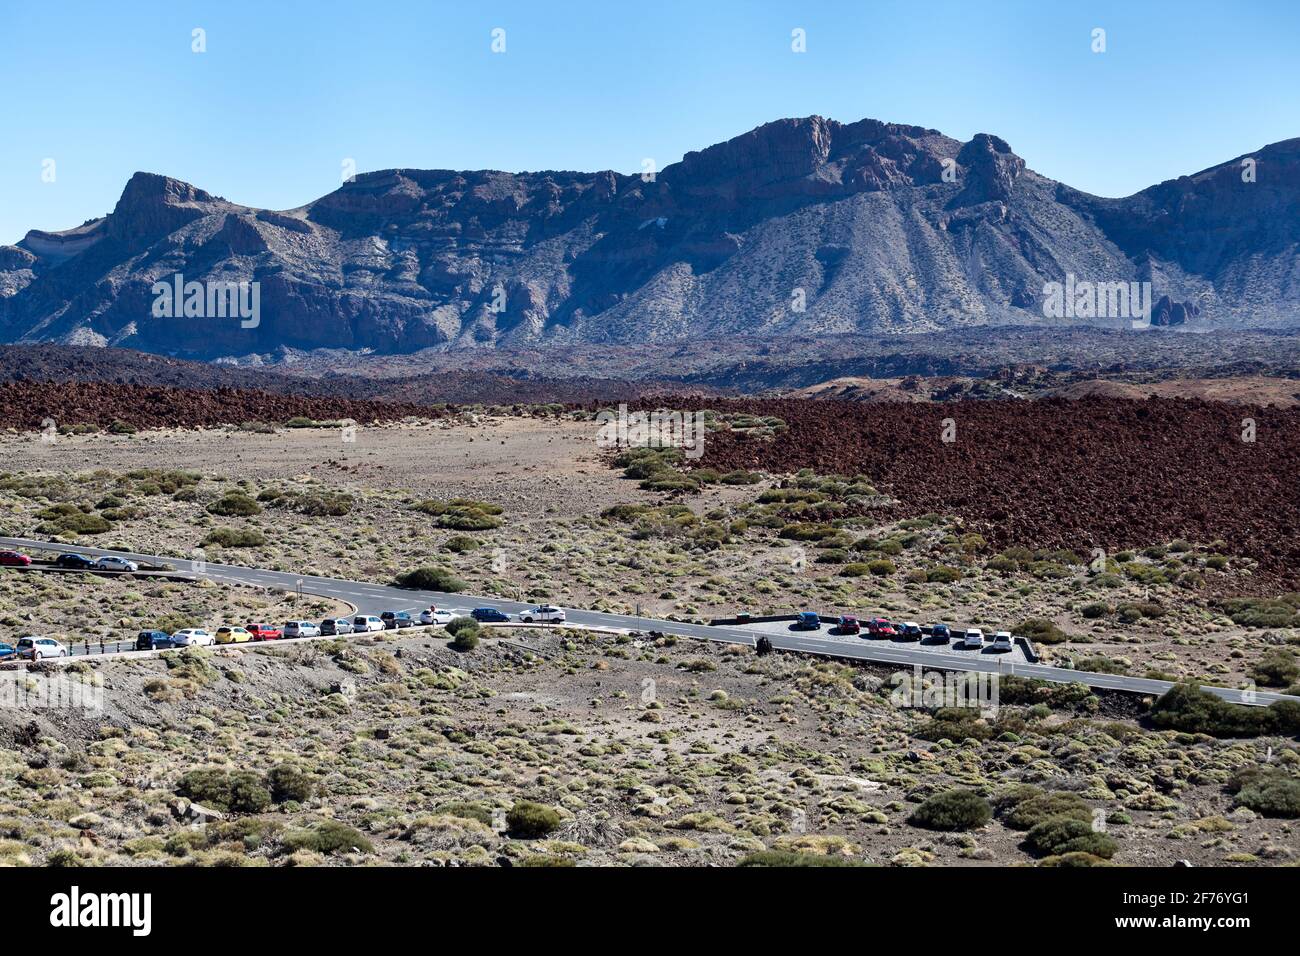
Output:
[{"left": 215, "top": 626, "right": 252, "bottom": 644}]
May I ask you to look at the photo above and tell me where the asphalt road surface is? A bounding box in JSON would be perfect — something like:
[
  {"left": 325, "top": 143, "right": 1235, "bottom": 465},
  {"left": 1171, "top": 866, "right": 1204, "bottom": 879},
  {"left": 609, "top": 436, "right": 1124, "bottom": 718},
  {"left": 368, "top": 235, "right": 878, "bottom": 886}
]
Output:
[{"left": 2, "top": 537, "right": 1293, "bottom": 707}]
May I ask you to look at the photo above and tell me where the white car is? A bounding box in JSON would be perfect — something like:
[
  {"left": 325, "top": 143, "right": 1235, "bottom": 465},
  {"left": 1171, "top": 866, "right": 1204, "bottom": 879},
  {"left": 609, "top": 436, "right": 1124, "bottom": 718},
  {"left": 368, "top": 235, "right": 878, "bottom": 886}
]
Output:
[
  {"left": 520, "top": 605, "right": 566, "bottom": 624},
  {"left": 172, "top": 628, "right": 214, "bottom": 647},
  {"left": 284, "top": 621, "right": 321, "bottom": 639},
  {"left": 963, "top": 628, "right": 985, "bottom": 649},
  {"left": 992, "top": 631, "right": 1013, "bottom": 652},
  {"left": 351, "top": 615, "right": 385, "bottom": 633},
  {"left": 419, "top": 608, "right": 454, "bottom": 626},
  {"left": 16, "top": 637, "right": 68, "bottom": 660},
  {"left": 94, "top": 555, "right": 139, "bottom": 573}
]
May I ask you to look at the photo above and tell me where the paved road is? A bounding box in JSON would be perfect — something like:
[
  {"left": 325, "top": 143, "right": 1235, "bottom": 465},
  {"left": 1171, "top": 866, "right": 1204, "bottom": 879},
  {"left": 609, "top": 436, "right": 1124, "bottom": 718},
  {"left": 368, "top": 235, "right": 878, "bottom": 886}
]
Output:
[{"left": 2, "top": 536, "right": 1294, "bottom": 707}]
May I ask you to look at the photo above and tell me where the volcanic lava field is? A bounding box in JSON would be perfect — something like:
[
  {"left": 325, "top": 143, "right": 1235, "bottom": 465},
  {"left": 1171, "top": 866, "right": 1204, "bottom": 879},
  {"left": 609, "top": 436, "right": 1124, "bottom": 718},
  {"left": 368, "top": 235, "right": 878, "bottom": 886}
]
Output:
[{"left": 639, "top": 396, "right": 1300, "bottom": 586}]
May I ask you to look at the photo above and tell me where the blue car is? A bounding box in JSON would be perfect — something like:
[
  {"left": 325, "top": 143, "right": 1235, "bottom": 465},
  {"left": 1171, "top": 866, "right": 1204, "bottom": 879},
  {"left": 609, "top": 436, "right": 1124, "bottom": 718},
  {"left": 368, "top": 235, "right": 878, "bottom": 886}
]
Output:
[
  {"left": 795, "top": 611, "right": 821, "bottom": 630},
  {"left": 0, "top": 643, "right": 15, "bottom": 661},
  {"left": 928, "top": 623, "right": 952, "bottom": 644},
  {"left": 471, "top": 607, "right": 511, "bottom": 623}
]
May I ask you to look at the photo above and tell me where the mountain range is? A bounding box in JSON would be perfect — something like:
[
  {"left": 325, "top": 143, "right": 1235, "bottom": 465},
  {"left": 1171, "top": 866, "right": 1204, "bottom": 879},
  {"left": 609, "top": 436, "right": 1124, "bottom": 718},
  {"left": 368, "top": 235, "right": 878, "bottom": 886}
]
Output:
[{"left": 2, "top": 115, "right": 1298, "bottom": 360}]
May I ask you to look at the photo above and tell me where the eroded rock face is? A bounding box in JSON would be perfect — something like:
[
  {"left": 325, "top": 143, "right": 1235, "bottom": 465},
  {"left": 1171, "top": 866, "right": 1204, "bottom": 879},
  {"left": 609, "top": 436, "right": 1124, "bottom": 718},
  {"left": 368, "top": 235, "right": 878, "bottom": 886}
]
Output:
[{"left": 2, "top": 117, "right": 1298, "bottom": 358}]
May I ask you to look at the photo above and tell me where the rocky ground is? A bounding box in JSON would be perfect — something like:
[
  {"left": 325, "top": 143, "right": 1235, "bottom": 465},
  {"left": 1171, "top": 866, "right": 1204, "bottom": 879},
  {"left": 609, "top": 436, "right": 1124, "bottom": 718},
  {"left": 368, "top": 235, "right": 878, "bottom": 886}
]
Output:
[{"left": 0, "top": 413, "right": 1296, "bottom": 867}]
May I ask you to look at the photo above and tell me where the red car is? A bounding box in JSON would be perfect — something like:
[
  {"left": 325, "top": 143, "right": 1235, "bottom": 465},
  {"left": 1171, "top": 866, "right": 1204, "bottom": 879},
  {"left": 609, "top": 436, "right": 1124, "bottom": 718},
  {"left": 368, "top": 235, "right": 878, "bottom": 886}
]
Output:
[
  {"left": 246, "top": 623, "right": 283, "bottom": 641},
  {"left": 866, "top": 618, "right": 897, "bottom": 638},
  {"left": 0, "top": 550, "right": 32, "bottom": 567},
  {"left": 836, "top": 615, "right": 860, "bottom": 635}
]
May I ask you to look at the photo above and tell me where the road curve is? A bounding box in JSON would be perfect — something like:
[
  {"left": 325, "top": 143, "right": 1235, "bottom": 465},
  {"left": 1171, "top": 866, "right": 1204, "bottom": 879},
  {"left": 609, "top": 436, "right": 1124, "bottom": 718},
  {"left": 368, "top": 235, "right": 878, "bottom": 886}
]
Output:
[{"left": 1, "top": 537, "right": 1293, "bottom": 708}]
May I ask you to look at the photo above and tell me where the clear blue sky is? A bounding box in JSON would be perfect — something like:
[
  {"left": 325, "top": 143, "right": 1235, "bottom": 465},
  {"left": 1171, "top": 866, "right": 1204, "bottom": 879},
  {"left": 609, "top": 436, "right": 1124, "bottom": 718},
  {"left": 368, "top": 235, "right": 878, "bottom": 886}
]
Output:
[{"left": 3, "top": 0, "right": 1299, "bottom": 245}]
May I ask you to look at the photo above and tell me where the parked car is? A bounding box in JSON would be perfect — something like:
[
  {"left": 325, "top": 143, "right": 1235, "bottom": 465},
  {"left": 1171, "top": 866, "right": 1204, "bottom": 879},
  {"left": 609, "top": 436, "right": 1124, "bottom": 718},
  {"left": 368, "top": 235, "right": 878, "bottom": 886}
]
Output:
[
  {"left": 135, "top": 630, "right": 176, "bottom": 651},
  {"left": 321, "top": 618, "right": 354, "bottom": 636},
  {"left": 899, "top": 621, "right": 923, "bottom": 641},
  {"left": 215, "top": 626, "right": 252, "bottom": 644},
  {"left": 284, "top": 621, "right": 321, "bottom": 639},
  {"left": 0, "top": 642, "right": 16, "bottom": 661},
  {"left": 963, "top": 628, "right": 985, "bottom": 649},
  {"left": 928, "top": 623, "right": 952, "bottom": 644},
  {"left": 471, "top": 607, "right": 511, "bottom": 623},
  {"left": 245, "top": 623, "right": 282, "bottom": 641},
  {"left": 172, "top": 628, "right": 214, "bottom": 647},
  {"left": 520, "top": 605, "right": 566, "bottom": 624},
  {"left": 419, "top": 608, "right": 453, "bottom": 626},
  {"left": 351, "top": 615, "right": 385, "bottom": 633},
  {"left": 54, "top": 552, "right": 95, "bottom": 570},
  {"left": 0, "top": 550, "right": 32, "bottom": 567},
  {"left": 992, "top": 631, "right": 1014, "bottom": 652},
  {"left": 866, "top": 618, "right": 897, "bottom": 638},
  {"left": 795, "top": 611, "right": 821, "bottom": 630},
  {"left": 16, "top": 637, "right": 67, "bottom": 660},
  {"left": 93, "top": 555, "right": 138, "bottom": 573},
  {"left": 836, "top": 615, "right": 860, "bottom": 634},
  {"left": 380, "top": 611, "right": 415, "bottom": 629}
]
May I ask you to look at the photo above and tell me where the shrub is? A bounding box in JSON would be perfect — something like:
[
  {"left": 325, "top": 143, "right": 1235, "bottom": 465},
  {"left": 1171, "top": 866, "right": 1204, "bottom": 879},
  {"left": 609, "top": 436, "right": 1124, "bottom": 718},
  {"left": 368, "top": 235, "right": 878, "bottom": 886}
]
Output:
[
  {"left": 394, "top": 567, "right": 467, "bottom": 592},
  {"left": 908, "top": 790, "right": 991, "bottom": 831},
  {"left": 1080, "top": 602, "right": 1110, "bottom": 619},
  {"left": 107, "top": 420, "right": 138, "bottom": 435},
  {"left": 737, "top": 851, "right": 860, "bottom": 867},
  {"left": 866, "top": 559, "right": 896, "bottom": 577},
  {"left": 282, "top": 820, "right": 372, "bottom": 855},
  {"left": 1150, "top": 683, "right": 1300, "bottom": 738},
  {"left": 839, "top": 563, "right": 870, "bottom": 578},
  {"left": 266, "top": 764, "right": 315, "bottom": 804},
  {"left": 207, "top": 491, "right": 262, "bottom": 517},
  {"left": 177, "top": 769, "right": 271, "bottom": 814},
  {"left": 1015, "top": 618, "right": 1069, "bottom": 644},
  {"left": 1024, "top": 816, "right": 1117, "bottom": 859},
  {"left": 203, "top": 527, "right": 267, "bottom": 548},
  {"left": 1003, "top": 791, "right": 1092, "bottom": 830},
  {"left": 413, "top": 498, "right": 504, "bottom": 530},
  {"left": 451, "top": 628, "right": 480, "bottom": 651},
  {"left": 445, "top": 535, "right": 481, "bottom": 553},
  {"left": 1251, "top": 650, "right": 1300, "bottom": 688},
  {"left": 1234, "top": 773, "right": 1300, "bottom": 818},
  {"left": 925, "top": 565, "right": 963, "bottom": 584},
  {"left": 506, "top": 801, "right": 562, "bottom": 838},
  {"left": 445, "top": 616, "right": 479, "bottom": 637}
]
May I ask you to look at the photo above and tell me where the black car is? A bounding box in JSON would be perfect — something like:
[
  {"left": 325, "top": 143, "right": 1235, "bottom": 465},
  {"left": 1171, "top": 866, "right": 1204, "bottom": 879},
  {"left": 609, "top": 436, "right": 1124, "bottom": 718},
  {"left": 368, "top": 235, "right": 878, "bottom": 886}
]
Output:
[
  {"left": 928, "top": 623, "right": 952, "bottom": 644},
  {"left": 471, "top": 607, "right": 511, "bottom": 623},
  {"left": 135, "top": 629, "right": 175, "bottom": 651},
  {"left": 55, "top": 552, "right": 95, "bottom": 570},
  {"left": 380, "top": 611, "right": 415, "bottom": 629}
]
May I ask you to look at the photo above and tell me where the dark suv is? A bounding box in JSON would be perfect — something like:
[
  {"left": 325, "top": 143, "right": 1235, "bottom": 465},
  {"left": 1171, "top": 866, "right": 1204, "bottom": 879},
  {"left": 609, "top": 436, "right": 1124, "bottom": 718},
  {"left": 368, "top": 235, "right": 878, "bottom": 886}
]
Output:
[
  {"left": 135, "top": 630, "right": 175, "bottom": 651},
  {"left": 381, "top": 611, "right": 415, "bottom": 629}
]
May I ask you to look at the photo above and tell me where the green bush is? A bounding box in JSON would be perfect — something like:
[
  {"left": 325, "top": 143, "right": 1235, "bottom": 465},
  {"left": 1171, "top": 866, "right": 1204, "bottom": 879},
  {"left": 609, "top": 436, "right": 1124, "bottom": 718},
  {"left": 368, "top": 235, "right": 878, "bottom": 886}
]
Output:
[
  {"left": 445, "top": 535, "right": 481, "bottom": 553},
  {"left": 1150, "top": 683, "right": 1300, "bottom": 738},
  {"left": 866, "top": 559, "right": 896, "bottom": 577},
  {"left": 203, "top": 527, "right": 267, "bottom": 548},
  {"left": 1003, "top": 791, "right": 1092, "bottom": 830},
  {"left": 445, "top": 616, "right": 479, "bottom": 637},
  {"left": 1234, "top": 773, "right": 1300, "bottom": 818},
  {"left": 737, "top": 851, "right": 861, "bottom": 867},
  {"left": 1015, "top": 618, "right": 1069, "bottom": 644},
  {"left": 1024, "top": 816, "right": 1117, "bottom": 859},
  {"left": 925, "top": 565, "right": 963, "bottom": 584},
  {"left": 506, "top": 801, "right": 562, "bottom": 838},
  {"left": 1251, "top": 650, "right": 1300, "bottom": 688},
  {"left": 1080, "top": 602, "right": 1110, "bottom": 619},
  {"left": 908, "top": 789, "right": 991, "bottom": 831},
  {"left": 394, "top": 567, "right": 467, "bottom": 592},
  {"left": 207, "top": 491, "right": 262, "bottom": 517},
  {"left": 266, "top": 764, "right": 315, "bottom": 804},
  {"left": 177, "top": 769, "right": 271, "bottom": 814},
  {"left": 451, "top": 628, "right": 480, "bottom": 651},
  {"left": 282, "top": 820, "right": 372, "bottom": 855}
]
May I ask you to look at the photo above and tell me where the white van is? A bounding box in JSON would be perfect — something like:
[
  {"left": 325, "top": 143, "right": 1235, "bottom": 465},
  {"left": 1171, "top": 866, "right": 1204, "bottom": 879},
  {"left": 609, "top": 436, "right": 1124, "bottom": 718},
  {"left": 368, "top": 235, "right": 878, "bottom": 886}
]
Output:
[
  {"left": 352, "top": 615, "right": 385, "bottom": 633},
  {"left": 963, "top": 628, "right": 985, "bottom": 649}
]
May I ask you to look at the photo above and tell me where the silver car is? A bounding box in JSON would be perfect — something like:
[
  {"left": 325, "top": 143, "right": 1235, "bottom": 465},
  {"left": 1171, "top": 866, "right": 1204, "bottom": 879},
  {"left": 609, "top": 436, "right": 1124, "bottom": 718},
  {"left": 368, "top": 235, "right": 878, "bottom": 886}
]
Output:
[
  {"left": 321, "top": 618, "right": 354, "bottom": 636},
  {"left": 284, "top": 621, "right": 321, "bottom": 639},
  {"left": 16, "top": 637, "right": 68, "bottom": 660},
  {"left": 94, "top": 555, "right": 139, "bottom": 573}
]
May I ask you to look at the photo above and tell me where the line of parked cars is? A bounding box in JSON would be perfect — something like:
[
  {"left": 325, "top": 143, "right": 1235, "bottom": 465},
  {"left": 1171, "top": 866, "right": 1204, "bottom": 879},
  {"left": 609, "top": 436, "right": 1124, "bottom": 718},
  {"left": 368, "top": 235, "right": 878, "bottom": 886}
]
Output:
[
  {"left": 0, "top": 549, "right": 140, "bottom": 572},
  {"left": 796, "top": 613, "right": 1014, "bottom": 651}
]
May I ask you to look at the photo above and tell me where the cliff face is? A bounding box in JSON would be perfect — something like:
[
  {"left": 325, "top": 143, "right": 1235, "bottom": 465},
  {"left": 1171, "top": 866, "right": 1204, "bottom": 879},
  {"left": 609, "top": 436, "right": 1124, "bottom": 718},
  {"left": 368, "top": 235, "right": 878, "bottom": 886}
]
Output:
[{"left": 1, "top": 116, "right": 1297, "bottom": 358}]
